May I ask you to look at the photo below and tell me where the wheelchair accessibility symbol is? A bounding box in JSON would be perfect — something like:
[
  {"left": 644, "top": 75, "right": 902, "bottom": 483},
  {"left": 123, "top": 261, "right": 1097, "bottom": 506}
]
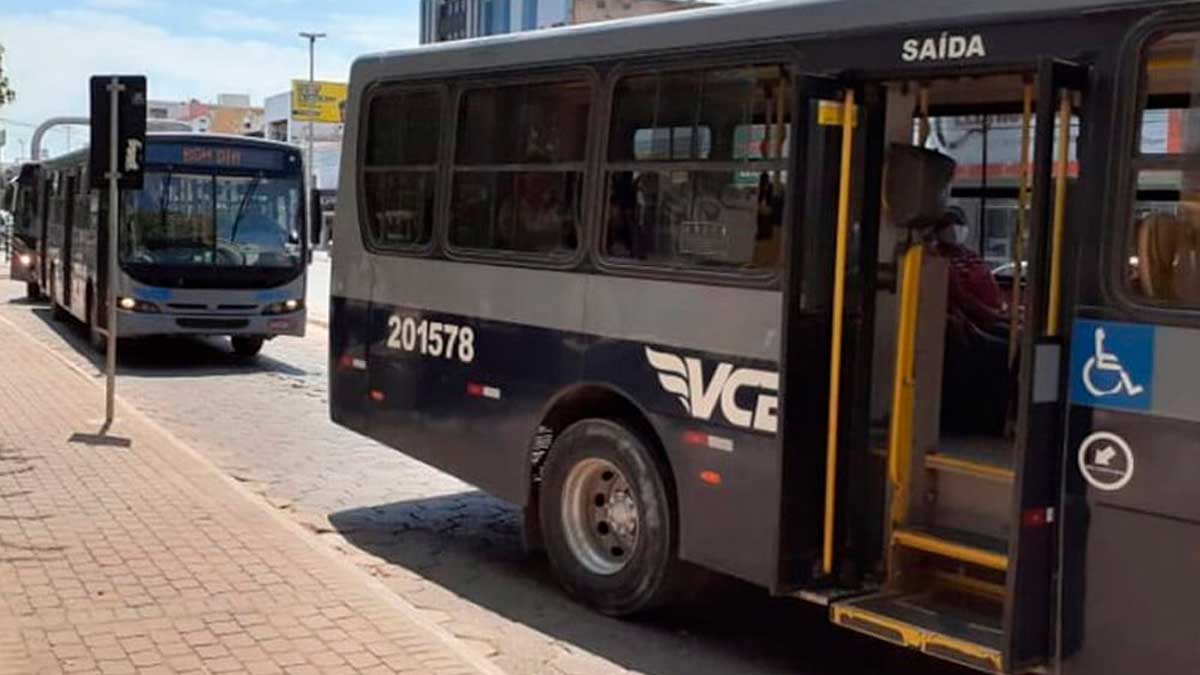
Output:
[
  {"left": 1070, "top": 320, "right": 1154, "bottom": 411},
  {"left": 1082, "top": 328, "right": 1145, "bottom": 398}
]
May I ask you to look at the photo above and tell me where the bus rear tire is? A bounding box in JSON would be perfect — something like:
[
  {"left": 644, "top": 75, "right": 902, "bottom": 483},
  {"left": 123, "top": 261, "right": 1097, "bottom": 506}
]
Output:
[
  {"left": 51, "top": 301, "right": 67, "bottom": 322},
  {"left": 539, "top": 418, "right": 678, "bottom": 617},
  {"left": 231, "top": 336, "right": 264, "bottom": 358},
  {"left": 86, "top": 289, "right": 108, "bottom": 353}
]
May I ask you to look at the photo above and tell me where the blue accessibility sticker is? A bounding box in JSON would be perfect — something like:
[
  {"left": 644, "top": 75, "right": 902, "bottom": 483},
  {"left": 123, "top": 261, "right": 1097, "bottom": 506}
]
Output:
[{"left": 1070, "top": 320, "right": 1154, "bottom": 412}]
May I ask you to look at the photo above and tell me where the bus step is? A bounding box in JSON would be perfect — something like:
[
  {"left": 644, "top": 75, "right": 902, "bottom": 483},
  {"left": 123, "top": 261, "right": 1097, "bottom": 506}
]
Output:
[
  {"left": 831, "top": 591, "right": 1005, "bottom": 673},
  {"left": 926, "top": 436, "right": 1014, "bottom": 483},
  {"left": 892, "top": 525, "right": 1008, "bottom": 571}
]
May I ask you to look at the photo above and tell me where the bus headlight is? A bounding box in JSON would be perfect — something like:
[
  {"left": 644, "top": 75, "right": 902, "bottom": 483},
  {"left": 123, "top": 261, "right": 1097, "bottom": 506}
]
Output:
[
  {"left": 262, "top": 298, "right": 303, "bottom": 315},
  {"left": 117, "top": 297, "right": 160, "bottom": 313},
  {"left": 17, "top": 254, "right": 32, "bottom": 266}
]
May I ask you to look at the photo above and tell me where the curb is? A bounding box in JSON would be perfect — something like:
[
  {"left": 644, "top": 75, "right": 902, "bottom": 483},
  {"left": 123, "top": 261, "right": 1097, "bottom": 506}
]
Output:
[{"left": 0, "top": 310, "right": 508, "bottom": 675}]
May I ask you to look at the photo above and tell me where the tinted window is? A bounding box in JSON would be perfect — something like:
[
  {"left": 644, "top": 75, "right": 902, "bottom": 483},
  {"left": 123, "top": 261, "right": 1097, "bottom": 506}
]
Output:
[
  {"left": 1127, "top": 31, "right": 1200, "bottom": 308},
  {"left": 604, "top": 65, "right": 790, "bottom": 273},
  {"left": 449, "top": 77, "right": 591, "bottom": 257},
  {"left": 362, "top": 89, "right": 443, "bottom": 250}
]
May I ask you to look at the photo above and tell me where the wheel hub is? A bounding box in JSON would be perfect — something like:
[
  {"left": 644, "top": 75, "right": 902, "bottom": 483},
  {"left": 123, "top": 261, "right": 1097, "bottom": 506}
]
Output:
[{"left": 561, "top": 458, "right": 641, "bottom": 576}]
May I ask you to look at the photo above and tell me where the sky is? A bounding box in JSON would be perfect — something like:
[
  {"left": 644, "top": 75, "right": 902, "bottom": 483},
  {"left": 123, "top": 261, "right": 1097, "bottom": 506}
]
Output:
[
  {"left": 0, "top": 0, "right": 423, "bottom": 161},
  {"left": 0, "top": 0, "right": 752, "bottom": 162}
]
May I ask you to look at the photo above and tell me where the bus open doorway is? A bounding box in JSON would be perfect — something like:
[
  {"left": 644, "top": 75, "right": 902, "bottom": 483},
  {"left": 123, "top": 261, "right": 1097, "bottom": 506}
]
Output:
[{"left": 802, "top": 64, "right": 1086, "bottom": 673}]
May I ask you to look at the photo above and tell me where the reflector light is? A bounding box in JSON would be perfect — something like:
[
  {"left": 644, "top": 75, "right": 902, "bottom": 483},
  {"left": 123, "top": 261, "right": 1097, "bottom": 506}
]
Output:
[
  {"left": 699, "top": 471, "right": 722, "bottom": 486},
  {"left": 466, "top": 382, "right": 502, "bottom": 399},
  {"left": 682, "top": 431, "right": 733, "bottom": 453},
  {"left": 1022, "top": 507, "right": 1054, "bottom": 527},
  {"left": 369, "top": 390, "right": 385, "bottom": 402}
]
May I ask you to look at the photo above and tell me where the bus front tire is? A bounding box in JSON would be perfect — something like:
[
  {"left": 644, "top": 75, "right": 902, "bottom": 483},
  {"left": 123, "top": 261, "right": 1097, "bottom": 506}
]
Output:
[
  {"left": 25, "top": 282, "right": 40, "bottom": 300},
  {"left": 231, "top": 336, "right": 264, "bottom": 358},
  {"left": 539, "top": 418, "right": 678, "bottom": 617}
]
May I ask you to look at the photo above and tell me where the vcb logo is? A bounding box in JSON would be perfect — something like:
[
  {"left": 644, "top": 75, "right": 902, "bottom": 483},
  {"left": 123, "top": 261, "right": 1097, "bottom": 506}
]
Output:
[{"left": 645, "top": 347, "right": 779, "bottom": 434}]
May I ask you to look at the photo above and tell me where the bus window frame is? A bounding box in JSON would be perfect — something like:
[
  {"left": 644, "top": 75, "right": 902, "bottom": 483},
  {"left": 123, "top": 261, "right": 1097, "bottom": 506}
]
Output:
[
  {"left": 1107, "top": 9, "right": 1200, "bottom": 325},
  {"left": 355, "top": 81, "right": 449, "bottom": 258},
  {"left": 439, "top": 67, "right": 601, "bottom": 271},
  {"left": 591, "top": 54, "right": 798, "bottom": 290}
]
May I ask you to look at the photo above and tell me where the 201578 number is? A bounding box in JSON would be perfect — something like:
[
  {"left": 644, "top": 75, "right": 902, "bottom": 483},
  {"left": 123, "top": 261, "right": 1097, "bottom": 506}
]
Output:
[{"left": 386, "top": 316, "right": 476, "bottom": 363}]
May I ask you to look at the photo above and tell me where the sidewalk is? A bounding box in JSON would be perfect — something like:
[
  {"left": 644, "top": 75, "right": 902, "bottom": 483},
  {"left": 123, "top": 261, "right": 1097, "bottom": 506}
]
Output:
[{"left": 0, "top": 315, "right": 499, "bottom": 675}]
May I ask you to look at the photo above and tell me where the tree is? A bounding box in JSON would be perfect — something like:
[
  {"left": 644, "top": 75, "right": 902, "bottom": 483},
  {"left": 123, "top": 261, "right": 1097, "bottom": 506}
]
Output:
[{"left": 0, "top": 43, "right": 15, "bottom": 108}]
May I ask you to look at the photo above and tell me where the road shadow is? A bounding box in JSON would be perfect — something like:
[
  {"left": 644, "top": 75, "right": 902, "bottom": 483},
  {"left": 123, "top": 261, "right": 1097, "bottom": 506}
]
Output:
[
  {"left": 28, "top": 306, "right": 307, "bottom": 378},
  {"left": 331, "top": 492, "right": 971, "bottom": 675},
  {"left": 68, "top": 422, "right": 133, "bottom": 449},
  {"left": 6, "top": 296, "right": 46, "bottom": 306}
]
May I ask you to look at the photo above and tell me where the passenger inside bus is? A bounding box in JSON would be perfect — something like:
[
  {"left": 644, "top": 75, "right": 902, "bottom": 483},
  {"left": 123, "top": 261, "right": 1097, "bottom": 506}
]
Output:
[
  {"left": 1134, "top": 210, "right": 1200, "bottom": 302},
  {"left": 496, "top": 170, "right": 577, "bottom": 254},
  {"left": 931, "top": 204, "right": 1013, "bottom": 436}
]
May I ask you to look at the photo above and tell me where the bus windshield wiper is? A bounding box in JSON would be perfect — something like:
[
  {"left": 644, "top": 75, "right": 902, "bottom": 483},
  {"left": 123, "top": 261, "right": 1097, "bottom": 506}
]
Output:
[
  {"left": 228, "top": 176, "right": 261, "bottom": 245},
  {"left": 157, "top": 171, "right": 174, "bottom": 230}
]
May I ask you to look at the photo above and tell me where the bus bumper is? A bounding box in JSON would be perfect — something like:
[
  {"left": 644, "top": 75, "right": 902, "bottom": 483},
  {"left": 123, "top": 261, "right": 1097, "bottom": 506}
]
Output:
[{"left": 115, "top": 309, "right": 307, "bottom": 339}]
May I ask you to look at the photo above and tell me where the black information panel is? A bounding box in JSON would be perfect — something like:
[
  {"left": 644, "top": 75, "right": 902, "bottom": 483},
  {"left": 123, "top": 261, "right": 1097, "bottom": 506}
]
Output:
[{"left": 89, "top": 75, "right": 147, "bottom": 190}]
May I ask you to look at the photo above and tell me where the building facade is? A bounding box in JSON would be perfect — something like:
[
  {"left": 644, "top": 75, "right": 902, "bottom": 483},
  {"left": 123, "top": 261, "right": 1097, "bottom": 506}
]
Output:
[
  {"left": 572, "top": 0, "right": 709, "bottom": 24},
  {"left": 263, "top": 90, "right": 344, "bottom": 192},
  {"left": 419, "top": 0, "right": 572, "bottom": 43},
  {"left": 146, "top": 94, "right": 264, "bottom": 135}
]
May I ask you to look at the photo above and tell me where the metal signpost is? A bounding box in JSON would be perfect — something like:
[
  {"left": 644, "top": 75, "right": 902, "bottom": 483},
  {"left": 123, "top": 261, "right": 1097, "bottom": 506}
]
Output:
[{"left": 89, "top": 75, "right": 146, "bottom": 428}]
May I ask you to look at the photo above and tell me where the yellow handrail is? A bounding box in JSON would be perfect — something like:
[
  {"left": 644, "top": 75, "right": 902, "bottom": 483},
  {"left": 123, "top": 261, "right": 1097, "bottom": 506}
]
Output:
[
  {"left": 1009, "top": 82, "right": 1033, "bottom": 365},
  {"left": 821, "top": 89, "right": 856, "bottom": 576},
  {"left": 887, "top": 245, "right": 923, "bottom": 528},
  {"left": 1047, "top": 92, "right": 1072, "bottom": 336}
]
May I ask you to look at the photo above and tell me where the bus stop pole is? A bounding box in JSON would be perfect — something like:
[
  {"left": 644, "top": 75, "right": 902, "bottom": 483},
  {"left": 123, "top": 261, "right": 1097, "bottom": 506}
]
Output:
[{"left": 104, "top": 76, "right": 120, "bottom": 428}]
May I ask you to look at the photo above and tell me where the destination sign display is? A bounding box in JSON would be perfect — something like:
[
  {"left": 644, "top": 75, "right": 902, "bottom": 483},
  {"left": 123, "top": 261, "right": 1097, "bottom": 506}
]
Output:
[{"left": 145, "top": 143, "right": 295, "bottom": 172}]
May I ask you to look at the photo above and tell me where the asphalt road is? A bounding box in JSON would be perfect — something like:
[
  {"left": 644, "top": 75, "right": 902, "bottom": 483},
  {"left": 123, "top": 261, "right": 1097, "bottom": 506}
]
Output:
[{"left": 0, "top": 270, "right": 970, "bottom": 675}]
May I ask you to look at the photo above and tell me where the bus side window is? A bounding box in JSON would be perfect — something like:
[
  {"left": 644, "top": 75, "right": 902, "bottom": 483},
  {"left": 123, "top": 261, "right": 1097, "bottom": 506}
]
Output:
[
  {"left": 361, "top": 88, "right": 443, "bottom": 251},
  {"left": 1126, "top": 30, "right": 1200, "bottom": 308},
  {"left": 448, "top": 76, "right": 592, "bottom": 258},
  {"left": 601, "top": 64, "right": 790, "bottom": 273}
]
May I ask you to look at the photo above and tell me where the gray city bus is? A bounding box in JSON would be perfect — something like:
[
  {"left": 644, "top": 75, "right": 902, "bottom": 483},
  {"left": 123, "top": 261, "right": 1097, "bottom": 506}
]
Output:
[
  {"left": 330, "top": 1, "right": 1200, "bottom": 672},
  {"left": 41, "top": 133, "right": 308, "bottom": 356},
  {"left": 6, "top": 162, "right": 44, "bottom": 299}
]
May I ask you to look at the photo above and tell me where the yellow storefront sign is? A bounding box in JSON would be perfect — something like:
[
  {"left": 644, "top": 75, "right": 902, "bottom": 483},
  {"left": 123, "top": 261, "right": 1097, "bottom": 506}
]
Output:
[{"left": 291, "top": 80, "right": 348, "bottom": 123}]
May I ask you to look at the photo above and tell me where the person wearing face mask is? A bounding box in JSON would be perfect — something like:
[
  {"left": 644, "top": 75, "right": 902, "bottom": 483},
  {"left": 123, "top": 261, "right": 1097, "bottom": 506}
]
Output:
[
  {"left": 931, "top": 206, "right": 1008, "bottom": 335},
  {"left": 932, "top": 206, "right": 1012, "bottom": 436}
]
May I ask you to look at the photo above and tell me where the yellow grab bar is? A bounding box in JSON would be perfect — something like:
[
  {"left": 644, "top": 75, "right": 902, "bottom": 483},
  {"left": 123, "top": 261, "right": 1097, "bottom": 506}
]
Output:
[
  {"left": 887, "top": 245, "right": 923, "bottom": 527},
  {"left": 1009, "top": 83, "right": 1033, "bottom": 365},
  {"left": 1047, "top": 92, "right": 1071, "bottom": 337},
  {"left": 821, "top": 89, "right": 856, "bottom": 576}
]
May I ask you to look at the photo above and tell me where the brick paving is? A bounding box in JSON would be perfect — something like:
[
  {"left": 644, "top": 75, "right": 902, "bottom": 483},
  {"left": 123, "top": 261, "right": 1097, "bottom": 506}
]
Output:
[{"left": 0, "top": 315, "right": 501, "bottom": 675}]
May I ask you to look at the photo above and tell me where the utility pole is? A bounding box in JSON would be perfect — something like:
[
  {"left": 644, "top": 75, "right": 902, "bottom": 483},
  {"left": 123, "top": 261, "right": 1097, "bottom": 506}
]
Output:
[{"left": 298, "top": 31, "right": 326, "bottom": 249}]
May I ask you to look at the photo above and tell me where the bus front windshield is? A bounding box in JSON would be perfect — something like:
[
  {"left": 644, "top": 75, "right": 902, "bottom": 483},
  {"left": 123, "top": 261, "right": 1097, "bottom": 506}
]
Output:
[{"left": 123, "top": 172, "right": 303, "bottom": 268}]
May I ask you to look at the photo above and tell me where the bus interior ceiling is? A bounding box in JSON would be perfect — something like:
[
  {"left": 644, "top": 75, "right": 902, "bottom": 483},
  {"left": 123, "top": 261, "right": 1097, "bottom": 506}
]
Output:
[{"left": 834, "top": 71, "right": 1057, "bottom": 673}]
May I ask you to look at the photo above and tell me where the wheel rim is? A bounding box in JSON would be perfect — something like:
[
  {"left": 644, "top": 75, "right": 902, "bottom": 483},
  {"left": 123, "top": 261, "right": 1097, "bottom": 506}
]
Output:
[{"left": 561, "top": 457, "right": 640, "bottom": 576}]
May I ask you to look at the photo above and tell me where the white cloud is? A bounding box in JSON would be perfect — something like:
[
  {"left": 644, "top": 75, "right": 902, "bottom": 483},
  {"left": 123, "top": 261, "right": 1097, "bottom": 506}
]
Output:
[
  {"left": 199, "top": 9, "right": 285, "bottom": 35},
  {"left": 327, "top": 13, "right": 420, "bottom": 52},
  {"left": 83, "top": 0, "right": 166, "bottom": 10},
  {"left": 0, "top": 8, "right": 371, "bottom": 160}
]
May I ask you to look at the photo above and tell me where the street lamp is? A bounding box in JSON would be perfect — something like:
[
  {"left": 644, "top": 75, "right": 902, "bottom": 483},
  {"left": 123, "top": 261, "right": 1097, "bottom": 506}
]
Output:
[{"left": 299, "top": 31, "right": 327, "bottom": 249}]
